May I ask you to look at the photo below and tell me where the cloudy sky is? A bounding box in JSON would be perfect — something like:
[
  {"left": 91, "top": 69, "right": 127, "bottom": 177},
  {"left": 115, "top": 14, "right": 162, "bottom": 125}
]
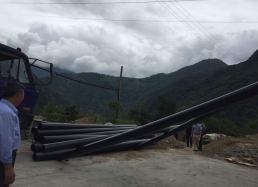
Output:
[{"left": 1, "top": 0, "right": 258, "bottom": 78}]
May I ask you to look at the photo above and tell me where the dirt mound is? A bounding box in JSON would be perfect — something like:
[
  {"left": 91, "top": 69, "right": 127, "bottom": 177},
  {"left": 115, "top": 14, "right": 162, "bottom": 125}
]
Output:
[
  {"left": 202, "top": 134, "right": 258, "bottom": 166},
  {"left": 149, "top": 135, "right": 185, "bottom": 150},
  {"left": 73, "top": 117, "right": 100, "bottom": 124}
]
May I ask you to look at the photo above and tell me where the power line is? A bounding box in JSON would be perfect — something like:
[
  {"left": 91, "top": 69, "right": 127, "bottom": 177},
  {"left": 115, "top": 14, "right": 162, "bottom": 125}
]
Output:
[
  {"left": 173, "top": 0, "right": 241, "bottom": 62},
  {"left": 0, "top": 1, "right": 203, "bottom": 5},
  {"left": 157, "top": 0, "right": 227, "bottom": 60},
  {"left": 157, "top": 0, "right": 234, "bottom": 63},
  {"left": 167, "top": 0, "right": 231, "bottom": 61},
  {"left": 30, "top": 62, "right": 118, "bottom": 91},
  {"left": 0, "top": 11, "right": 257, "bottom": 23}
]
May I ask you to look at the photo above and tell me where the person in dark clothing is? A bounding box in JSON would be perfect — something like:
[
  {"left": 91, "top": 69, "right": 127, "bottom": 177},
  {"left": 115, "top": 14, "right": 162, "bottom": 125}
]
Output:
[{"left": 185, "top": 125, "right": 192, "bottom": 148}]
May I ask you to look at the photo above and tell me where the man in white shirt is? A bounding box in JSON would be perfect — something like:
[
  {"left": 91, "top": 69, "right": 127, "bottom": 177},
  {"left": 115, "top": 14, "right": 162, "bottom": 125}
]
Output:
[
  {"left": 191, "top": 123, "right": 202, "bottom": 151},
  {"left": 0, "top": 82, "right": 24, "bottom": 187}
]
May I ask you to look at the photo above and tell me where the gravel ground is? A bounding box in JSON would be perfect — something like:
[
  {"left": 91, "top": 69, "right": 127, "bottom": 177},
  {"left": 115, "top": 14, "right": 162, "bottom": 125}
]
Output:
[{"left": 11, "top": 140, "right": 258, "bottom": 187}]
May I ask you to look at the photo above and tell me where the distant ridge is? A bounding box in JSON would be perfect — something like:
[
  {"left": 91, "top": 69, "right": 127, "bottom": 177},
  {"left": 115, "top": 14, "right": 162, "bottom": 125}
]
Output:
[{"left": 36, "top": 49, "right": 258, "bottom": 125}]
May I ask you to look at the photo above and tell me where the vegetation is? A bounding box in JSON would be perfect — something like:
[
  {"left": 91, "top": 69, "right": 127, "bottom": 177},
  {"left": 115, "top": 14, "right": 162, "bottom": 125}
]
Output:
[
  {"left": 128, "top": 106, "right": 151, "bottom": 125},
  {"left": 203, "top": 113, "right": 245, "bottom": 137},
  {"left": 42, "top": 100, "right": 82, "bottom": 122},
  {"left": 156, "top": 95, "right": 177, "bottom": 119},
  {"left": 35, "top": 49, "right": 258, "bottom": 136},
  {"left": 105, "top": 100, "right": 123, "bottom": 123}
]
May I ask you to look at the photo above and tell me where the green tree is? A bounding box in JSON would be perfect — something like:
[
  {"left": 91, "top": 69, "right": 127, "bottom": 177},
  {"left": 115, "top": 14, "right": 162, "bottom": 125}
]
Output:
[
  {"left": 106, "top": 100, "right": 123, "bottom": 122},
  {"left": 156, "top": 95, "right": 177, "bottom": 119},
  {"left": 128, "top": 106, "right": 151, "bottom": 125},
  {"left": 204, "top": 114, "right": 244, "bottom": 137},
  {"left": 63, "top": 104, "right": 80, "bottom": 122},
  {"left": 43, "top": 99, "right": 59, "bottom": 121}
]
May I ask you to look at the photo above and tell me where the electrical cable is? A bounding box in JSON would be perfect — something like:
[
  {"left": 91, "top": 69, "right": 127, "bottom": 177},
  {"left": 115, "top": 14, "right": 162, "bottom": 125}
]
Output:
[
  {"left": 30, "top": 63, "right": 118, "bottom": 91},
  {"left": 173, "top": 0, "right": 241, "bottom": 62},
  {"left": 168, "top": 0, "right": 233, "bottom": 62},
  {"left": 158, "top": 0, "right": 234, "bottom": 64},
  {"left": 0, "top": 1, "right": 203, "bottom": 5},
  {"left": 0, "top": 11, "right": 257, "bottom": 23},
  {"left": 158, "top": 1, "right": 220, "bottom": 54}
]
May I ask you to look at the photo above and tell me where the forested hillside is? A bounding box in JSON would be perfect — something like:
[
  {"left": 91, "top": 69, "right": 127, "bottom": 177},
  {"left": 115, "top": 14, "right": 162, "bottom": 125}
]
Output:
[
  {"left": 35, "top": 49, "right": 258, "bottom": 127},
  {"left": 37, "top": 58, "right": 227, "bottom": 115}
]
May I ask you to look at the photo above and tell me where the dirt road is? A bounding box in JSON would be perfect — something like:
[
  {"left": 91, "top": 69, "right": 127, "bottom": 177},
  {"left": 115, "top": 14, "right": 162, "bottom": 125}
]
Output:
[{"left": 12, "top": 140, "right": 257, "bottom": 187}]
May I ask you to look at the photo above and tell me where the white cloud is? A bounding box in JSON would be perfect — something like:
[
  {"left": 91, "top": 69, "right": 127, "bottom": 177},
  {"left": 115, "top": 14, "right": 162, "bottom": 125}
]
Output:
[{"left": 1, "top": 0, "right": 258, "bottom": 78}]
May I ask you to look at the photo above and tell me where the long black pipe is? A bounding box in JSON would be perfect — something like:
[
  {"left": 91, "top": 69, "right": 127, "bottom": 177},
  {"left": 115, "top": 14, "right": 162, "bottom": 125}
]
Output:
[
  {"left": 30, "top": 143, "right": 43, "bottom": 153},
  {"left": 31, "top": 127, "right": 38, "bottom": 134},
  {"left": 38, "top": 123, "right": 137, "bottom": 130},
  {"left": 91, "top": 139, "right": 150, "bottom": 154},
  {"left": 41, "top": 134, "right": 154, "bottom": 144},
  {"left": 33, "top": 139, "right": 150, "bottom": 161},
  {"left": 34, "top": 127, "right": 136, "bottom": 136},
  {"left": 33, "top": 149, "right": 75, "bottom": 161},
  {"left": 58, "top": 81, "right": 258, "bottom": 160},
  {"left": 42, "top": 134, "right": 154, "bottom": 153},
  {"left": 137, "top": 109, "right": 223, "bottom": 149},
  {"left": 41, "top": 134, "right": 108, "bottom": 143},
  {"left": 155, "top": 125, "right": 180, "bottom": 133},
  {"left": 34, "top": 129, "right": 132, "bottom": 143},
  {"left": 34, "top": 134, "right": 99, "bottom": 143},
  {"left": 84, "top": 129, "right": 132, "bottom": 135}
]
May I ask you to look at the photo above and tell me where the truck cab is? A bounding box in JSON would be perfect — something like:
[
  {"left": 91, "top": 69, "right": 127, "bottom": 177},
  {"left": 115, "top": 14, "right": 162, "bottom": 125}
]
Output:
[{"left": 0, "top": 43, "right": 38, "bottom": 138}]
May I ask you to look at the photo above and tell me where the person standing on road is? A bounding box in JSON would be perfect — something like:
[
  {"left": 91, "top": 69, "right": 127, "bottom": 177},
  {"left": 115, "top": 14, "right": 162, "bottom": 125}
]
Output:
[
  {"left": 0, "top": 82, "right": 24, "bottom": 187},
  {"left": 185, "top": 125, "right": 193, "bottom": 148},
  {"left": 191, "top": 123, "right": 202, "bottom": 151},
  {"left": 198, "top": 122, "right": 206, "bottom": 151}
]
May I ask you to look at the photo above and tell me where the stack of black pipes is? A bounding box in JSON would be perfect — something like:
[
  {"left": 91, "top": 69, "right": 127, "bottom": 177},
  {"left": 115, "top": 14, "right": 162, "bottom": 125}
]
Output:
[{"left": 31, "top": 122, "right": 157, "bottom": 161}]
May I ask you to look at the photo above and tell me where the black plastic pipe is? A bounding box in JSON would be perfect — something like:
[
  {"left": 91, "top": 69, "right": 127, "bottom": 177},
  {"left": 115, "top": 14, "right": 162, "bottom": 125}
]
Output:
[
  {"left": 33, "top": 149, "right": 75, "bottom": 161},
  {"left": 42, "top": 137, "right": 106, "bottom": 153},
  {"left": 41, "top": 134, "right": 154, "bottom": 144},
  {"left": 41, "top": 134, "right": 108, "bottom": 143},
  {"left": 42, "top": 134, "right": 155, "bottom": 153},
  {"left": 31, "top": 127, "right": 38, "bottom": 134},
  {"left": 91, "top": 139, "right": 150, "bottom": 154},
  {"left": 58, "top": 81, "right": 258, "bottom": 160},
  {"left": 30, "top": 143, "right": 43, "bottom": 153},
  {"left": 33, "top": 129, "right": 132, "bottom": 143},
  {"left": 38, "top": 123, "right": 137, "bottom": 130},
  {"left": 85, "top": 129, "right": 133, "bottom": 135},
  {"left": 34, "top": 134, "right": 99, "bottom": 143},
  {"left": 137, "top": 109, "right": 223, "bottom": 149},
  {"left": 34, "top": 127, "right": 136, "bottom": 136},
  {"left": 34, "top": 139, "right": 149, "bottom": 161},
  {"left": 155, "top": 125, "right": 180, "bottom": 133}
]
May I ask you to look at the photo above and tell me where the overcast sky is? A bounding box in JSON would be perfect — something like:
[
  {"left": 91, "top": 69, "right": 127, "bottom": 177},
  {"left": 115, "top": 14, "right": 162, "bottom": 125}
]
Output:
[{"left": 1, "top": 0, "right": 258, "bottom": 78}]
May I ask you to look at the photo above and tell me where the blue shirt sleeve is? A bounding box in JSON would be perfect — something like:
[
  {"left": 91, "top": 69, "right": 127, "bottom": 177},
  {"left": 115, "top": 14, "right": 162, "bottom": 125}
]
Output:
[{"left": 0, "top": 113, "right": 15, "bottom": 163}]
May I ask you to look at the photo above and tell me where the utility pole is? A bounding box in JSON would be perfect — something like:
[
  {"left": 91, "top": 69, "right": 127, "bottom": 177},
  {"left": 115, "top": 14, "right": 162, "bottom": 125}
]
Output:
[
  {"left": 116, "top": 66, "right": 123, "bottom": 119},
  {"left": 118, "top": 66, "right": 123, "bottom": 102}
]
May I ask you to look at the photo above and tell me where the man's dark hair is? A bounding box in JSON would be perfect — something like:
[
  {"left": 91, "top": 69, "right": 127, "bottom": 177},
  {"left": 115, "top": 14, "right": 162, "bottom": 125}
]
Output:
[{"left": 2, "top": 82, "right": 24, "bottom": 98}]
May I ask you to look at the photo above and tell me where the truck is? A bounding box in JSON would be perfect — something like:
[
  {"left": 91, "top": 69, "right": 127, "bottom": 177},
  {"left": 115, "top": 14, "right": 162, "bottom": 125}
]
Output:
[{"left": 0, "top": 43, "right": 52, "bottom": 139}]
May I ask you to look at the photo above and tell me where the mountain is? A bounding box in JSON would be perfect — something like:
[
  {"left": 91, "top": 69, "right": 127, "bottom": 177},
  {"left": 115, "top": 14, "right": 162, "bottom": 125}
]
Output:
[
  {"left": 144, "top": 50, "right": 258, "bottom": 124},
  {"left": 33, "top": 75, "right": 70, "bottom": 112},
  {"left": 35, "top": 50, "right": 258, "bottom": 125},
  {"left": 32, "top": 66, "right": 74, "bottom": 78},
  {"left": 37, "top": 58, "right": 227, "bottom": 115}
]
